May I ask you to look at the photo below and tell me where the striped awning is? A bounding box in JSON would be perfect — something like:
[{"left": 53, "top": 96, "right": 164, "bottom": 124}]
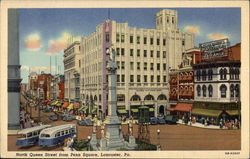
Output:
[
  {"left": 131, "top": 109, "right": 138, "bottom": 113},
  {"left": 192, "top": 108, "right": 222, "bottom": 117},
  {"left": 226, "top": 110, "right": 239, "bottom": 116},
  {"left": 117, "top": 109, "right": 127, "bottom": 114},
  {"left": 62, "top": 102, "right": 69, "bottom": 108},
  {"left": 51, "top": 101, "right": 58, "bottom": 105},
  {"left": 91, "top": 108, "right": 97, "bottom": 114},
  {"left": 149, "top": 108, "right": 154, "bottom": 112},
  {"left": 78, "top": 106, "right": 88, "bottom": 111},
  {"left": 67, "top": 103, "right": 74, "bottom": 110},
  {"left": 56, "top": 102, "right": 62, "bottom": 106}
]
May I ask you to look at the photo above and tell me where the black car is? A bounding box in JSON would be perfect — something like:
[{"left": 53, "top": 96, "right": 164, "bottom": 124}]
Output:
[
  {"left": 157, "top": 117, "right": 166, "bottom": 124},
  {"left": 150, "top": 117, "right": 158, "bottom": 125},
  {"left": 63, "top": 114, "right": 75, "bottom": 122},
  {"left": 49, "top": 114, "right": 58, "bottom": 121},
  {"left": 165, "top": 115, "right": 178, "bottom": 124},
  {"left": 77, "top": 118, "right": 93, "bottom": 126},
  {"left": 42, "top": 108, "right": 52, "bottom": 113}
]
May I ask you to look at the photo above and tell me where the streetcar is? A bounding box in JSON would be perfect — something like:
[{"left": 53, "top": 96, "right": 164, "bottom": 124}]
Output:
[
  {"left": 38, "top": 124, "right": 76, "bottom": 147},
  {"left": 16, "top": 125, "right": 51, "bottom": 147}
]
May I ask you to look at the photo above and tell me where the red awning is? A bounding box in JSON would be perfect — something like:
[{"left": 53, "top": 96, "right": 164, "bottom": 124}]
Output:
[
  {"left": 167, "top": 103, "right": 193, "bottom": 112},
  {"left": 62, "top": 102, "right": 69, "bottom": 108},
  {"left": 74, "top": 103, "right": 80, "bottom": 109}
]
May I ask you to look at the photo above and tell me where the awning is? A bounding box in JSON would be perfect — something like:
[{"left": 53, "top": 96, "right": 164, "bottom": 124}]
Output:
[
  {"left": 131, "top": 109, "right": 138, "bottom": 113},
  {"left": 192, "top": 108, "right": 222, "bottom": 117},
  {"left": 62, "top": 102, "right": 69, "bottom": 108},
  {"left": 67, "top": 103, "right": 74, "bottom": 110},
  {"left": 226, "top": 110, "right": 239, "bottom": 116},
  {"left": 149, "top": 108, "right": 154, "bottom": 112},
  {"left": 78, "top": 106, "right": 88, "bottom": 111},
  {"left": 167, "top": 103, "right": 193, "bottom": 112},
  {"left": 92, "top": 108, "right": 97, "bottom": 114},
  {"left": 118, "top": 109, "right": 127, "bottom": 114},
  {"left": 51, "top": 101, "right": 58, "bottom": 106},
  {"left": 56, "top": 102, "right": 62, "bottom": 106},
  {"left": 139, "top": 106, "right": 149, "bottom": 109}
]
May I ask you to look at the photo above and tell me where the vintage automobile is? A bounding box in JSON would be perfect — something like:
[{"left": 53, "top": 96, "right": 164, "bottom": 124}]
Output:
[
  {"left": 157, "top": 116, "right": 166, "bottom": 124},
  {"left": 149, "top": 117, "right": 158, "bottom": 125},
  {"left": 165, "top": 115, "right": 178, "bottom": 124},
  {"left": 77, "top": 118, "right": 93, "bottom": 126},
  {"left": 49, "top": 114, "right": 58, "bottom": 121},
  {"left": 62, "top": 114, "right": 75, "bottom": 122}
]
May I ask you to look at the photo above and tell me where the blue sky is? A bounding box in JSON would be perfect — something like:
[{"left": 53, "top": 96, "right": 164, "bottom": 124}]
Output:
[{"left": 19, "top": 8, "right": 241, "bottom": 83}]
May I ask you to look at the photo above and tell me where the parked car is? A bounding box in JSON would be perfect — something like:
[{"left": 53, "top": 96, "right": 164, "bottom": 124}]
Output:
[
  {"left": 63, "top": 114, "right": 75, "bottom": 122},
  {"left": 149, "top": 117, "right": 158, "bottom": 125},
  {"left": 157, "top": 116, "right": 166, "bottom": 124},
  {"left": 77, "top": 118, "right": 93, "bottom": 126},
  {"left": 49, "top": 114, "right": 58, "bottom": 121},
  {"left": 43, "top": 108, "right": 52, "bottom": 113},
  {"left": 165, "top": 115, "right": 178, "bottom": 124}
]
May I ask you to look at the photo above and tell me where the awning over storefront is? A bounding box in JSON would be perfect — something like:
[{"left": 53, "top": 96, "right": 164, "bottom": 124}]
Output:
[
  {"left": 56, "top": 102, "right": 62, "bottom": 106},
  {"left": 51, "top": 101, "right": 58, "bottom": 106},
  {"left": 78, "top": 106, "right": 88, "bottom": 111},
  {"left": 149, "top": 108, "right": 154, "bottom": 112},
  {"left": 92, "top": 108, "right": 97, "bottom": 114},
  {"left": 192, "top": 108, "right": 222, "bottom": 117},
  {"left": 131, "top": 109, "right": 138, "bottom": 113},
  {"left": 167, "top": 103, "right": 193, "bottom": 112},
  {"left": 62, "top": 102, "right": 69, "bottom": 108},
  {"left": 226, "top": 110, "right": 239, "bottom": 116},
  {"left": 67, "top": 103, "right": 74, "bottom": 110},
  {"left": 117, "top": 109, "right": 127, "bottom": 114},
  {"left": 74, "top": 103, "right": 80, "bottom": 109},
  {"left": 139, "top": 106, "right": 149, "bottom": 109}
]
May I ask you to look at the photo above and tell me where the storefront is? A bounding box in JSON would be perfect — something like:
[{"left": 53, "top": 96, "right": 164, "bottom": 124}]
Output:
[{"left": 167, "top": 102, "right": 193, "bottom": 119}]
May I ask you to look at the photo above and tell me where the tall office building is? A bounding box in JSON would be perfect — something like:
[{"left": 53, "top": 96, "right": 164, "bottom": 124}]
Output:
[{"left": 65, "top": 9, "right": 194, "bottom": 118}]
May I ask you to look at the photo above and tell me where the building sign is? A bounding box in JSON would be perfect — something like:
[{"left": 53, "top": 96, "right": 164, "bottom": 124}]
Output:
[{"left": 199, "top": 39, "right": 230, "bottom": 60}]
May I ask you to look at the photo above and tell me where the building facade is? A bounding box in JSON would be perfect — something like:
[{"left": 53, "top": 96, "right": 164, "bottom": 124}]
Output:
[
  {"left": 36, "top": 73, "right": 52, "bottom": 100},
  {"left": 74, "top": 9, "right": 194, "bottom": 119},
  {"left": 192, "top": 42, "right": 241, "bottom": 123},
  {"left": 51, "top": 74, "right": 65, "bottom": 100}
]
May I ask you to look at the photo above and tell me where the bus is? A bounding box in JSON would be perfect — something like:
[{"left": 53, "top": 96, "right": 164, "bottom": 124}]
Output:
[
  {"left": 38, "top": 124, "right": 76, "bottom": 147},
  {"left": 16, "top": 125, "right": 51, "bottom": 147}
]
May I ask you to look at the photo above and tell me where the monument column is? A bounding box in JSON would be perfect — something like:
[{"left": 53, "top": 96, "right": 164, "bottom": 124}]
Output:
[{"left": 8, "top": 9, "right": 22, "bottom": 130}]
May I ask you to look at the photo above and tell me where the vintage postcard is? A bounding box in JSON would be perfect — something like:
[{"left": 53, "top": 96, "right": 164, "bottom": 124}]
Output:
[{"left": 0, "top": 0, "right": 249, "bottom": 158}]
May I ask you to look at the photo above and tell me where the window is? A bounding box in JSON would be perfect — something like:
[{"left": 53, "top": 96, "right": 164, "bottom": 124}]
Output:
[
  {"left": 163, "top": 39, "right": 166, "bottom": 46},
  {"left": 137, "top": 62, "right": 140, "bottom": 70},
  {"left": 144, "top": 62, "right": 147, "bottom": 70},
  {"left": 116, "top": 48, "right": 120, "bottom": 56},
  {"left": 220, "top": 84, "right": 227, "bottom": 98},
  {"left": 172, "top": 17, "right": 174, "bottom": 24},
  {"left": 223, "top": 68, "right": 227, "bottom": 80},
  {"left": 235, "top": 84, "right": 239, "bottom": 97},
  {"left": 144, "top": 37, "right": 147, "bottom": 44},
  {"left": 163, "top": 51, "right": 166, "bottom": 58},
  {"left": 56, "top": 132, "right": 60, "bottom": 137},
  {"left": 130, "top": 75, "right": 134, "bottom": 82},
  {"left": 121, "top": 61, "right": 125, "bottom": 69},
  {"left": 144, "top": 75, "right": 147, "bottom": 82},
  {"left": 150, "top": 38, "right": 154, "bottom": 45},
  {"left": 202, "top": 70, "right": 206, "bottom": 81},
  {"left": 150, "top": 63, "right": 154, "bottom": 70},
  {"left": 163, "top": 76, "right": 167, "bottom": 82},
  {"left": 182, "top": 40, "right": 185, "bottom": 46},
  {"left": 130, "top": 49, "right": 134, "bottom": 57},
  {"left": 157, "top": 63, "right": 160, "bottom": 70},
  {"left": 137, "top": 36, "right": 140, "bottom": 44},
  {"left": 61, "top": 131, "right": 65, "bottom": 136},
  {"left": 116, "top": 33, "right": 120, "bottom": 42},
  {"left": 230, "top": 68, "right": 234, "bottom": 79},
  {"left": 150, "top": 50, "right": 154, "bottom": 57},
  {"left": 196, "top": 70, "right": 201, "bottom": 81},
  {"left": 197, "top": 85, "right": 201, "bottom": 97},
  {"left": 117, "top": 94, "right": 125, "bottom": 101},
  {"left": 151, "top": 75, "right": 154, "bottom": 82},
  {"left": 121, "top": 74, "right": 125, "bottom": 82},
  {"left": 116, "top": 61, "right": 120, "bottom": 69},
  {"left": 208, "top": 85, "right": 213, "bottom": 97},
  {"left": 121, "top": 34, "right": 125, "bottom": 43},
  {"left": 202, "top": 85, "right": 206, "bottom": 97},
  {"left": 157, "top": 38, "right": 160, "bottom": 45},
  {"left": 130, "top": 62, "right": 134, "bottom": 70},
  {"left": 157, "top": 75, "right": 160, "bottom": 82},
  {"left": 220, "top": 68, "right": 223, "bottom": 80},
  {"left": 144, "top": 50, "right": 147, "bottom": 57},
  {"left": 121, "top": 48, "right": 125, "bottom": 56},
  {"left": 65, "top": 130, "right": 69, "bottom": 135},
  {"left": 130, "top": 35, "right": 133, "bottom": 43},
  {"left": 137, "top": 49, "right": 140, "bottom": 57},
  {"left": 163, "top": 63, "right": 166, "bottom": 71},
  {"left": 157, "top": 51, "right": 160, "bottom": 58},
  {"left": 208, "top": 69, "right": 213, "bottom": 80},
  {"left": 230, "top": 84, "right": 234, "bottom": 97},
  {"left": 105, "top": 33, "right": 110, "bottom": 42},
  {"left": 137, "top": 75, "right": 141, "bottom": 82},
  {"left": 235, "top": 69, "right": 240, "bottom": 80},
  {"left": 117, "top": 75, "right": 120, "bottom": 82}
]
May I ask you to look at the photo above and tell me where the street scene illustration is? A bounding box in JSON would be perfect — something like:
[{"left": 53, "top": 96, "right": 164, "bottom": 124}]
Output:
[{"left": 7, "top": 8, "right": 241, "bottom": 151}]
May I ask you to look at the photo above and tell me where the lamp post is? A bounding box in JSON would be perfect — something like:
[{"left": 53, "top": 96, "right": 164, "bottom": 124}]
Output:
[
  {"left": 157, "top": 129, "right": 161, "bottom": 150},
  {"left": 87, "top": 136, "right": 91, "bottom": 150}
]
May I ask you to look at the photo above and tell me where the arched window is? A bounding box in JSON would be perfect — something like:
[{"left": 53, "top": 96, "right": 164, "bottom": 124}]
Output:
[
  {"left": 235, "top": 69, "right": 240, "bottom": 80},
  {"left": 208, "top": 69, "right": 213, "bottom": 80},
  {"left": 202, "top": 70, "right": 207, "bottom": 81},
  {"left": 208, "top": 85, "right": 213, "bottom": 97},
  {"left": 220, "top": 84, "right": 227, "bottom": 98},
  {"left": 230, "top": 84, "right": 234, "bottom": 97},
  {"left": 196, "top": 70, "right": 201, "bottom": 81},
  {"left": 235, "top": 84, "right": 240, "bottom": 97},
  {"left": 202, "top": 85, "right": 206, "bottom": 97},
  {"left": 130, "top": 95, "right": 141, "bottom": 101},
  {"left": 223, "top": 68, "right": 227, "bottom": 80},
  {"left": 197, "top": 85, "right": 201, "bottom": 97},
  {"left": 229, "top": 68, "right": 234, "bottom": 79},
  {"left": 220, "top": 68, "right": 224, "bottom": 80},
  {"left": 144, "top": 94, "right": 155, "bottom": 101},
  {"left": 157, "top": 94, "right": 167, "bottom": 100}
]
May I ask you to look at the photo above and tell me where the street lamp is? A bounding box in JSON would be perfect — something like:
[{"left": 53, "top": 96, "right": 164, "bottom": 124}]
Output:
[
  {"left": 157, "top": 129, "right": 161, "bottom": 150},
  {"left": 87, "top": 136, "right": 91, "bottom": 150}
]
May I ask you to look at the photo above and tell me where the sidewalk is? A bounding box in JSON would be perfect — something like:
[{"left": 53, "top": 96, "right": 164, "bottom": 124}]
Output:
[{"left": 177, "top": 119, "right": 221, "bottom": 129}]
